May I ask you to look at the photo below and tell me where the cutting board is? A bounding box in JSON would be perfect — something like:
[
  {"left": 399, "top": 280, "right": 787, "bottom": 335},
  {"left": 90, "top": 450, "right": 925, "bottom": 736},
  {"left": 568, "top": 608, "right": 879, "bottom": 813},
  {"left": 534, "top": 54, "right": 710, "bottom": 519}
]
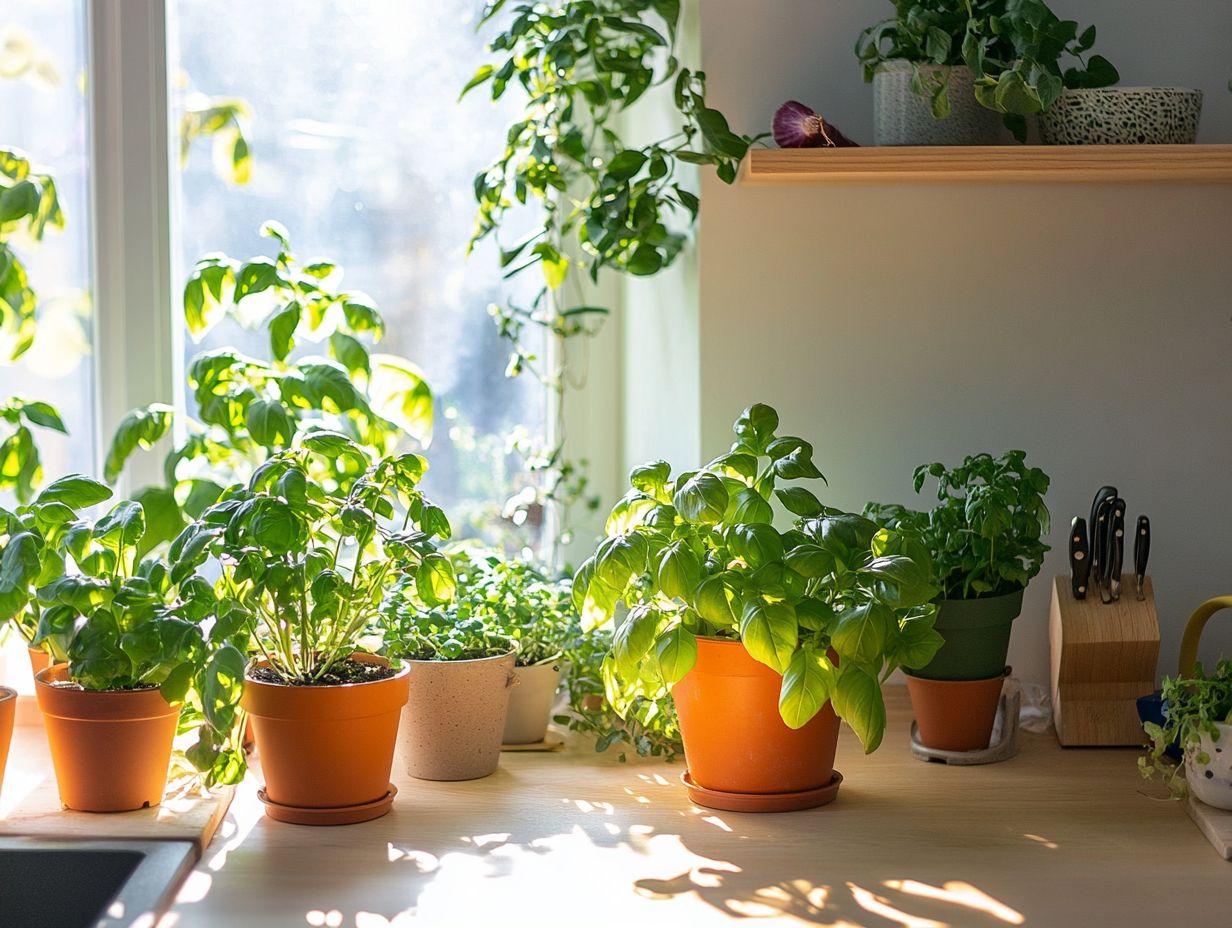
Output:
[
  {"left": 1186, "top": 794, "right": 1232, "bottom": 860},
  {"left": 0, "top": 724, "right": 233, "bottom": 852}
]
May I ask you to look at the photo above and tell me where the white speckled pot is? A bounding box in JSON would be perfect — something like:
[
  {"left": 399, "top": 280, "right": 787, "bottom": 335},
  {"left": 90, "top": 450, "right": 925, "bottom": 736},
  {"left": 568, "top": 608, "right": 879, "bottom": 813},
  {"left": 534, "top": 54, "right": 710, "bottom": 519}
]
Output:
[
  {"left": 874, "top": 61, "right": 1004, "bottom": 146},
  {"left": 397, "top": 651, "right": 516, "bottom": 781},
  {"left": 503, "top": 661, "right": 562, "bottom": 745},
  {"left": 1040, "top": 87, "right": 1203, "bottom": 145},
  {"left": 1185, "top": 721, "right": 1232, "bottom": 810}
]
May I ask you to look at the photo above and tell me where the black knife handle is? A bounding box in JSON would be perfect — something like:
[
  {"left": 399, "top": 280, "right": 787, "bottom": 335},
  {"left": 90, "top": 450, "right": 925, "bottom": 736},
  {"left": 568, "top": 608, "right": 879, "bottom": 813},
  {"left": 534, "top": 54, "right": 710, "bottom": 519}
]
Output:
[
  {"left": 1134, "top": 515, "right": 1151, "bottom": 600},
  {"left": 1094, "top": 496, "right": 1115, "bottom": 603},
  {"left": 1108, "top": 499, "right": 1126, "bottom": 601},
  {"left": 1070, "top": 517, "right": 1090, "bottom": 600},
  {"left": 1089, "top": 485, "right": 1118, "bottom": 578}
]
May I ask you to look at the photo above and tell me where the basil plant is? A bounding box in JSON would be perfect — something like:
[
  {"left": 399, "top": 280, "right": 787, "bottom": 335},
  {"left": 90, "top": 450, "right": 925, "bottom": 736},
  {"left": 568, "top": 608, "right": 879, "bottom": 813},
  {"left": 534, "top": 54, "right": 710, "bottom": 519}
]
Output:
[
  {"left": 572, "top": 404, "right": 943, "bottom": 753},
  {"left": 171, "top": 436, "right": 454, "bottom": 685},
  {"left": 0, "top": 474, "right": 246, "bottom": 786}
]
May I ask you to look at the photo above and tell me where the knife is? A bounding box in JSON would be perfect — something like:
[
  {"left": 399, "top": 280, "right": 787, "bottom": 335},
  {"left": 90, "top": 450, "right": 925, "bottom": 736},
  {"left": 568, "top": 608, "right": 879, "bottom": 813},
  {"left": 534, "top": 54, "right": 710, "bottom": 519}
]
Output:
[
  {"left": 1093, "top": 495, "right": 1116, "bottom": 603},
  {"left": 1105, "top": 498, "right": 1127, "bottom": 601},
  {"left": 1089, "top": 485, "right": 1118, "bottom": 582},
  {"left": 1069, "top": 517, "right": 1091, "bottom": 600},
  {"left": 1134, "top": 515, "right": 1151, "bottom": 601}
]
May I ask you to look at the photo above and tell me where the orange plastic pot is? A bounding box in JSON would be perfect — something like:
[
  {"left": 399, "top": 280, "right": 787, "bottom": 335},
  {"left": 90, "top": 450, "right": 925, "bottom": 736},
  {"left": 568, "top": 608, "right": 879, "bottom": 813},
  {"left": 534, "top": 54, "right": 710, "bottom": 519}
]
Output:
[
  {"left": 27, "top": 647, "right": 50, "bottom": 677},
  {"left": 34, "top": 665, "right": 179, "bottom": 812},
  {"left": 242, "top": 653, "right": 409, "bottom": 811},
  {"left": 672, "top": 637, "right": 840, "bottom": 795},
  {"left": 905, "top": 668, "right": 1008, "bottom": 752},
  {"left": 0, "top": 685, "right": 15, "bottom": 796}
]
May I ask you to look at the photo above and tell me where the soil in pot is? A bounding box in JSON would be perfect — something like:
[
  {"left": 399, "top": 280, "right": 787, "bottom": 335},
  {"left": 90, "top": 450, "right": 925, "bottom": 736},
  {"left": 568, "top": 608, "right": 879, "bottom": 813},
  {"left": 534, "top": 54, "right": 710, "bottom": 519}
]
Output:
[
  {"left": 914, "top": 588, "right": 1024, "bottom": 681},
  {"left": 1186, "top": 721, "right": 1232, "bottom": 811},
  {"left": 0, "top": 686, "right": 15, "bottom": 796},
  {"left": 671, "top": 637, "right": 840, "bottom": 800},
  {"left": 34, "top": 665, "right": 179, "bottom": 812},
  {"left": 398, "top": 651, "right": 516, "bottom": 781},
  {"left": 242, "top": 653, "right": 409, "bottom": 819},
  {"left": 873, "top": 62, "right": 1005, "bottom": 146},
  {"left": 906, "top": 668, "right": 1008, "bottom": 753},
  {"left": 503, "top": 661, "right": 561, "bottom": 745}
]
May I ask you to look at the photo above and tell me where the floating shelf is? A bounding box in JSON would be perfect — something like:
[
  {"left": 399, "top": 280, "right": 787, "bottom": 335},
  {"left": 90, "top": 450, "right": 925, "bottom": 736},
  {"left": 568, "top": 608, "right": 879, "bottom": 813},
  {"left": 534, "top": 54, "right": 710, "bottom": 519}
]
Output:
[{"left": 741, "top": 144, "right": 1232, "bottom": 185}]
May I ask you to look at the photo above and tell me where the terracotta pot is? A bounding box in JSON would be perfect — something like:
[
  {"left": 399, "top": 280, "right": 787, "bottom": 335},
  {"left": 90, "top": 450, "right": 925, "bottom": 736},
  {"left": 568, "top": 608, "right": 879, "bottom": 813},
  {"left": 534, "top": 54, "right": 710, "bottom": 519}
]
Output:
[
  {"left": 34, "top": 665, "right": 179, "bottom": 812},
  {"left": 672, "top": 638, "right": 840, "bottom": 795},
  {"left": 906, "top": 668, "right": 1008, "bottom": 752},
  {"left": 242, "top": 653, "right": 409, "bottom": 813},
  {"left": 27, "top": 647, "right": 51, "bottom": 677},
  {"left": 398, "top": 651, "right": 516, "bottom": 781},
  {"left": 0, "top": 685, "right": 15, "bottom": 796},
  {"left": 503, "top": 661, "right": 561, "bottom": 745}
]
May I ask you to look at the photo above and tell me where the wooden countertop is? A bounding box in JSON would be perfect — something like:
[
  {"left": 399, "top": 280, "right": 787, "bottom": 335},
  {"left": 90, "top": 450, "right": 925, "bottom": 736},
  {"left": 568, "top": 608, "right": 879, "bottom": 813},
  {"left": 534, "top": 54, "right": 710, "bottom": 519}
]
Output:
[{"left": 161, "top": 687, "right": 1231, "bottom": 927}]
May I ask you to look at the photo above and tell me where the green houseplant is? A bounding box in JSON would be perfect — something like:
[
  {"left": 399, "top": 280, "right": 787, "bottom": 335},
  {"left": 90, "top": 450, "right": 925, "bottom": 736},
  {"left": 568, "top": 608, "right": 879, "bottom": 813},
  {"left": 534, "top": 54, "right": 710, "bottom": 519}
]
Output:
[
  {"left": 379, "top": 579, "right": 519, "bottom": 782},
  {"left": 178, "top": 439, "right": 451, "bottom": 824},
  {"left": 0, "top": 474, "right": 245, "bottom": 810},
  {"left": 856, "top": 0, "right": 1119, "bottom": 143},
  {"left": 1141, "top": 660, "right": 1232, "bottom": 810},
  {"left": 572, "top": 404, "right": 942, "bottom": 810},
  {"left": 866, "top": 450, "right": 1051, "bottom": 682}
]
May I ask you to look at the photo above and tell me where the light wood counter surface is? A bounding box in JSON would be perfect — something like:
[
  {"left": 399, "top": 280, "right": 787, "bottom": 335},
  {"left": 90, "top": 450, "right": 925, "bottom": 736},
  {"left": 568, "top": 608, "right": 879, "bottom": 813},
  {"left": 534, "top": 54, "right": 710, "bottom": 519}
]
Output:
[{"left": 153, "top": 687, "right": 1231, "bottom": 928}]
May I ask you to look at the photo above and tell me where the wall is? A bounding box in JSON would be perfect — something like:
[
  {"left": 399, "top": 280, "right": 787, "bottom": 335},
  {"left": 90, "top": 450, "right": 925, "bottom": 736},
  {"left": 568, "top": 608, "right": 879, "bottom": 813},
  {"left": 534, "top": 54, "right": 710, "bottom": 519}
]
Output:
[{"left": 639, "top": 0, "right": 1232, "bottom": 686}]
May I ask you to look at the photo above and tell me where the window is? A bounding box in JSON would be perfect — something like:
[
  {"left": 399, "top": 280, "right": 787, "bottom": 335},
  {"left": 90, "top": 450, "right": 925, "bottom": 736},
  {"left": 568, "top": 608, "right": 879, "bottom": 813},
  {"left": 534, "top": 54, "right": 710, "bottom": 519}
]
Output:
[
  {"left": 168, "top": 0, "right": 545, "bottom": 549},
  {"left": 0, "top": 1, "right": 93, "bottom": 689}
]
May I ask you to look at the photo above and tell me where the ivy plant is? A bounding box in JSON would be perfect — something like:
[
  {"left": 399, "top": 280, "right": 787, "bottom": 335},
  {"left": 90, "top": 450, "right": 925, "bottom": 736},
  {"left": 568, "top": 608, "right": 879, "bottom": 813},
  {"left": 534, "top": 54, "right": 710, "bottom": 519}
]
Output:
[
  {"left": 865, "top": 451, "right": 1051, "bottom": 601},
  {"left": 572, "top": 404, "right": 942, "bottom": 753},
  {"left": 466, "top": 1, "right": 764, "bottom": 542},
  {"left": 105, "top": 221, "right": 434, "bottom": 553},
  {"left": 0, "top": 473, "right": 246, "bottom": 786},
  {"left": 856, "top": 0, "right": 1119, "bottom": 141},
  {"left": 1140, "top": 660, "right": 1232, "bottom": 798},
  {"left": 174, "top": 438, "right": 453, "bottom": 685},
  {"left": 0, "top": 149, "right": 70, "bottom": 502}
]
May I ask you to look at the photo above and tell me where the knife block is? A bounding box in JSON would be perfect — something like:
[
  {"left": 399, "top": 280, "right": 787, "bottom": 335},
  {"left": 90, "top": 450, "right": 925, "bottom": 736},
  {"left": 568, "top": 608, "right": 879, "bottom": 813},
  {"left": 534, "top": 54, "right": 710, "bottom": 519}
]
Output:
[{"left": 1049, "top": 574, "right": 1160, "bottom": 746}]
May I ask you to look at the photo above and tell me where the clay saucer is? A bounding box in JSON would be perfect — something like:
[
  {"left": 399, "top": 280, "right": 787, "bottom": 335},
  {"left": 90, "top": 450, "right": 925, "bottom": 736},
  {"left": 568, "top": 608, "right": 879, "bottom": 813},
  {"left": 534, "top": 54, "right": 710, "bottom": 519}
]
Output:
[
  {"left": 257, "top": 784, "right": 398, "bottom": 826},
  {"left": 680, "top": 771, "right": 842, "bottom": 813}
]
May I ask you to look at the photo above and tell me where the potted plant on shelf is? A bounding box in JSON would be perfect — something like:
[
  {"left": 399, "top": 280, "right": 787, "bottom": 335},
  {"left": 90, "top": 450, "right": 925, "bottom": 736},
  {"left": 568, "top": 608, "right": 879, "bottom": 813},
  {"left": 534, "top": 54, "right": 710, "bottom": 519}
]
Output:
[
  {"left": 0, "top": 475, "right": 245, "bottom": 811},
  {"left": 856, "top": 0, "right": 1118, "bottom": 144},
  {"left": 1141, "top": 659, "right": 1232, "bottom": 810},
  {"left": 447, "top": 551, "right": 579, "bottom": 746},
  {"left": 867, "top": 451, "right": 1050, "bottom": 751},
  {"left": 572, "top": 404, "right": 942, "bottom": 812},
  {"left": 379, "top": 578, "right": 518, "bottom": 782},
  {"left": 178, "top": 439, "right": 450, "bottom": 825}
]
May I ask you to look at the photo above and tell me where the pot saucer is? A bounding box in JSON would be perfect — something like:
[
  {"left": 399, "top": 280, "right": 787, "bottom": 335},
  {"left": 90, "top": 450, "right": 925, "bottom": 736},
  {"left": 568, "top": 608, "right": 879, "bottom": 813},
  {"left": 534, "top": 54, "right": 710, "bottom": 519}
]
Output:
[
  {"left": 680, "top": 771, "right": 842, "bottom": 813},
  {"left": 257, "top": 784, "right": 397, "bottom": 826}
]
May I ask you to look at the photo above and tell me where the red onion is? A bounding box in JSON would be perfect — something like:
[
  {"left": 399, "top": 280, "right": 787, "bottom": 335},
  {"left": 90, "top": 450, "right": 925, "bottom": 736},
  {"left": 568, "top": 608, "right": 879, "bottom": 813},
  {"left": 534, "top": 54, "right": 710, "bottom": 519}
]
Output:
[{"left": 773, "top": 101, "right": 859, "bottom": 149}]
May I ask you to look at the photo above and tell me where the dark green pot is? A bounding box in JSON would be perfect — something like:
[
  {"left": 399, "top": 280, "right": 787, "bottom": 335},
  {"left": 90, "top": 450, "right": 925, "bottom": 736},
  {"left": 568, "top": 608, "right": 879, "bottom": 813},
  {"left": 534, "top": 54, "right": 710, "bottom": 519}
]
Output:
[{"left": 912, "top": 588, "right": 1025, "bottom": 681}]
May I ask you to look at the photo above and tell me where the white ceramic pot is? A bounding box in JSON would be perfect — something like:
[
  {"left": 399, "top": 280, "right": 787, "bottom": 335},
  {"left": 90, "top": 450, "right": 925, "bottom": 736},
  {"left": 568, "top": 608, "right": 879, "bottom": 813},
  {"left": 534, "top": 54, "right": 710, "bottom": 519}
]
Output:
[
  {"left": 397, "top": 652, "right": 516, "bottom": 781},
  {"left": 1040, "top": 87, "right": 1203, "bottom": 145},
  {"left": 1185, "top": 721, "right": 1232, "bottom": 810},
  {"left": 873, "top": 61, "right": 1003, "bottom": 146},
  {"left": 503, "top": 661, "right": 562, "bottom": 745}
]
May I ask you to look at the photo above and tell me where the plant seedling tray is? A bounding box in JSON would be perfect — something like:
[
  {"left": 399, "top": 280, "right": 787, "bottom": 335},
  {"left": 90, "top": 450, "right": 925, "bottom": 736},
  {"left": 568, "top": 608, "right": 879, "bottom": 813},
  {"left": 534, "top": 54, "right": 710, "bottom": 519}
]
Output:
[{"left": 909, "top": 684, "right": 1021, "bottom": 765}]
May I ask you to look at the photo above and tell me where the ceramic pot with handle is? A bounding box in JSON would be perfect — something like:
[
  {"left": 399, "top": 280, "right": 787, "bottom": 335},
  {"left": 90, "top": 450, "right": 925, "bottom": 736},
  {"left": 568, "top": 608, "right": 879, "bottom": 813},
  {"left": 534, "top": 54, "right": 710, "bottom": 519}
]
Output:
[{"left": 1186, "top": 721, "right": 1232, "bottom": 811}]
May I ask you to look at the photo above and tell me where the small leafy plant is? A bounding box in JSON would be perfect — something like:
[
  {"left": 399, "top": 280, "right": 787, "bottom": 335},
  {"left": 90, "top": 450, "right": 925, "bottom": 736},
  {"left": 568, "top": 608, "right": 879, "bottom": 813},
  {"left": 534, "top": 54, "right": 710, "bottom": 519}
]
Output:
[
  {"left": 105, "top": 221, "right": 434, "bottom": 551},
  {"left": 866, "top": 451, "right": 1051, "bottom": 601},
  {"left": 0, "top": 474, "right": 246, "bottom": 785},
  {"left": 175, "top": 439, "right": 453, "bottom": 685},
  {"left": 856, "top": 0, "right": 1119, "bottom": 140},
  {"left": 1140, "top": 660, "right": 1232, "bottom": 798},
  {"left": 572, "top": 404, "right": 942, "bottom": 753}
]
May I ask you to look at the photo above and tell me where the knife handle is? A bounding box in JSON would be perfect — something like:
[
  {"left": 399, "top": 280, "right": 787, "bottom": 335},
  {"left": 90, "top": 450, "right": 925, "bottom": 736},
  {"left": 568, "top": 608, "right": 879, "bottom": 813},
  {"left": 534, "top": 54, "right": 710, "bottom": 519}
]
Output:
[
  {"left": 1070, "top": 517, "right": 1090, "bottom": 600},
  {"left": 1089, "top": 485, "right": 1118, "bottom": 578},
  {"left": 1108, "top": 499, "right": 1126, "bottom": 601},
  {"left": 1134, "top": 515, "right": 1151, "bottom": 600},
  {"left": 1094, "top": 496, "right": 1115, "bottom": 603}
]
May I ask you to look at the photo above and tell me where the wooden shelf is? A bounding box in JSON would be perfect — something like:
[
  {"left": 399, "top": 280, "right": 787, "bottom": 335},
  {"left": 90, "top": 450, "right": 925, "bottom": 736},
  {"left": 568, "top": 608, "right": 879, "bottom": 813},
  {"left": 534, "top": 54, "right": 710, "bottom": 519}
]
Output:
[{"left": 741, "top": 144, "right": 1232, "bottom": 185}]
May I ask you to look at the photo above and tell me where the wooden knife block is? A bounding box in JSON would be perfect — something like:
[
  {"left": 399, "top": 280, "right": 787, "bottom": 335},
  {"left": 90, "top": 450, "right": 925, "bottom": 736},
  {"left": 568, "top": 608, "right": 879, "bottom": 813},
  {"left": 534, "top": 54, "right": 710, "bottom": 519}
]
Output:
[{"left": 1049, "top": 574, "right": 1160, "bottom": 746}]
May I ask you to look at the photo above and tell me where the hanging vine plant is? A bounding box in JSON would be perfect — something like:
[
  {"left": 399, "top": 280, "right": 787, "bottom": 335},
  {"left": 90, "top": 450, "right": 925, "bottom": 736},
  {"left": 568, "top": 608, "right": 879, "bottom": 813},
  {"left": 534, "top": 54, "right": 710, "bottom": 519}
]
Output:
[{"left": 466, "top": 0, "right": 764, "bottom": 545}]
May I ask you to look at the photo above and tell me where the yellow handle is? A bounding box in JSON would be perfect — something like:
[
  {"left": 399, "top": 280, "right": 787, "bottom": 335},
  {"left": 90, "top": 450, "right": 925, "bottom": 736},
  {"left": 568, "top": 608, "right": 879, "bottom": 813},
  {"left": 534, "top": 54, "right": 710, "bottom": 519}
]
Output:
[{"left": 1177, "top": 596, "right": 1232, "bottom": 676}]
